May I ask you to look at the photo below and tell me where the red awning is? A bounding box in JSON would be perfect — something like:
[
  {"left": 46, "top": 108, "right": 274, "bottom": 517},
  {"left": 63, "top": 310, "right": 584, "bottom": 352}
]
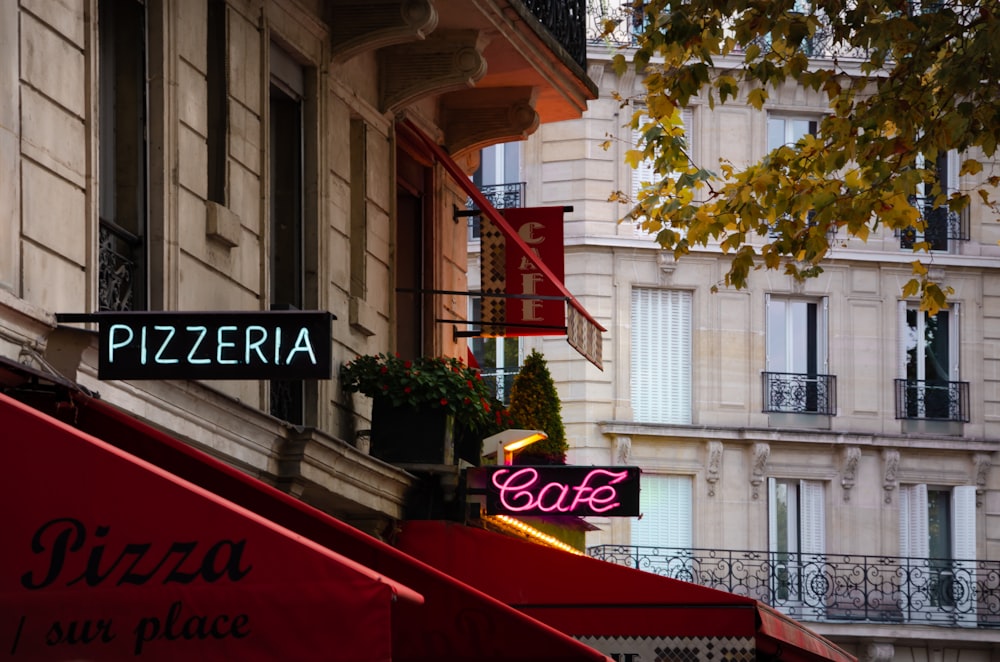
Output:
[
  {"left": 0, "top": 391, "right": 417, "bottom": 662},
  {"left": 0, "top": 380, "right": 609, "bottom": 662},
  {"left": 396, "top": 520, "right": 857, "bottom": 662}
]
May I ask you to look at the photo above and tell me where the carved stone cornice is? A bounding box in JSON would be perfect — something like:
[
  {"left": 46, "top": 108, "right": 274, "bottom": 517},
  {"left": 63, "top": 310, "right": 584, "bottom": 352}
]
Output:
[
  {"left": 974, "top": 452, "right": 992, "bottom": 506},
  {"left": 379, "top": 31, "right": 487, "bottom": 114},
  {"left": 613, "top": 435, "right": 631, "bottom": 465},
  {"left": 706, "top": 441, "right": 723, "bottom": 497},
  {"left": 442, "top": 87, "right": 539, "bottom": 158},
  {"left": 329, "top": 0, "right": 438, "bottom": 63}
]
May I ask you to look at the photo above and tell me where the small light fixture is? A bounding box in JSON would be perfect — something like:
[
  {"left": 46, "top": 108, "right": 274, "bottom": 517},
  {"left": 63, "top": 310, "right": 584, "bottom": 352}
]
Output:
[{"left": 484, "top": 429, "right": 547, "bottom": 465}]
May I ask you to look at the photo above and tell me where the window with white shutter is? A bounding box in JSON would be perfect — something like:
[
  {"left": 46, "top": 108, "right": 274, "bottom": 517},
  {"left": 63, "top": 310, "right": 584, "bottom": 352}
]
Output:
[
  {"left": 630, "top": 288, "right": 692, "bottom": 424},
  {"left": 768, "top": 478, "right": 826, "bottom": 611},
  {"left": 631, "top": 106, "right": 693, "bottom": 236},
  {"left": 631, "top": 474, "right": 693, "bottom": 580}
]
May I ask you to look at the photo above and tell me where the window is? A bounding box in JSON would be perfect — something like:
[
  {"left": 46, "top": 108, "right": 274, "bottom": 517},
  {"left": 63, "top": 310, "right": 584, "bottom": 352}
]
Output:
[
  {"left": 469, "top": 143, "right": 522, "bottom": 241},
  {"left": 468, "top": 296, "right": 522, "bottom": 404},
  {"left": 631, "top": 474, "right": 693, "bottom": 579},
  {"left": 899, "top": 484, "right": 976, "bottom": 624},
  {"left": 768, "top": 478, "right": 826, "bottom": 610},
  {"left": 764, "top": 296, "right": 835, "bottom": 414},
  {"left": 631, "top": 106, "right": 693, "bottom": 235},
  {"left": 767, "top": 116, "right": 817, "bottom": 151},
  {"left": 900, "top": 150, "right": 967, "bottom": 251},
  {"left": 395, "top": 138, "right": 432, "bottom": 360},
  {"left": 896, "top": 303, "right": 967, "bottom": 421},
  {"left": 631, "top": 288, "right": 691, "bottom": 424},
  {"left": 206, "top": 0, "right": 228, "bottom": 204},
  {"left": 269, "top": 44, "right": 305, "bottom": 424},
  {"left": 99, "top": 0, "right": 148, "bottom": 311},
  {"left": 349, "top": 118, "right": 367, "bottom": 298}
]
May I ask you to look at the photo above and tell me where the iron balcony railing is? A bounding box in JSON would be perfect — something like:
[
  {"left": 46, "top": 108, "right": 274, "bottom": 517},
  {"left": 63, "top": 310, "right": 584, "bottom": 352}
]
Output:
[
  {"left": 899, "top": 197, "right": 970, "bottom": 251},
  {"left": 479, "top": 367, "right": 521, "bottom": 405},
  {"left": 588, "top": 545, "right": 1000, "bottom": 627},
  {"left": 522, "top": 0, "right": 587, "bottom": 70},
  {"left": 762, "top": 372, "right": 837, "bottom": 415},
  {"left": 98, "top": 220, "right": 142, "bottom": 312},
  {"left": 468, "top": 182, "right": 526, "bottom": 240},
  {"left": 895, "top": 379, "right": 970, "bottom": 422}
]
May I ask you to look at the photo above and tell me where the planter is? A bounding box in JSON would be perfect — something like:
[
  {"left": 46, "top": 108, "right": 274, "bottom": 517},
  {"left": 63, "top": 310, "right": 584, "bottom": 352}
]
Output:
[{"left": 370, "top": 397, "right": 454, "bottom": 465}]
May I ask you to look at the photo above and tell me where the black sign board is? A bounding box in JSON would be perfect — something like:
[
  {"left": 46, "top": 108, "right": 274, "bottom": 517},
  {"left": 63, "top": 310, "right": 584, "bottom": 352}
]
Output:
[
  {"left": 481, "top": 465, "right": 640, "bottom": 518},
  {"left": 60, "top": 311, "right": 334, "bottom": 381}
]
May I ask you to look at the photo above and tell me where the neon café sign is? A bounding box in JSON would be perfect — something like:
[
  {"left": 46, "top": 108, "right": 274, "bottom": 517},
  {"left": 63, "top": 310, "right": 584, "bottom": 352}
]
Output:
[
  {"left": 482, "top": 466, "right": 640, "bottom": 517},
  {"left": 56, "top": 311, "right": 334, "bottom": 381}
]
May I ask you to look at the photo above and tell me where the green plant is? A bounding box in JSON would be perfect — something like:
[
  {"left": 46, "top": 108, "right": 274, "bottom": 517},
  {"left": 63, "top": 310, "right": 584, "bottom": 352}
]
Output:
[
  {"left": 341, "top": 353, "right": 500, "bottom": 431},
  {"left": 507, "top": 350, "right": 568, "bottom": 464}
]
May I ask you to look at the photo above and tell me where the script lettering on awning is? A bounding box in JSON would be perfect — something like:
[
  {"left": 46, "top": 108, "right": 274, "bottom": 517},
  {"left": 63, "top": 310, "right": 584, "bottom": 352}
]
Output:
[
  {"left": 57, "top": 310, "right": 334, "bottom": 380},
  {"left": 483, "top": 466, "right": 640, "bottom": 517}
]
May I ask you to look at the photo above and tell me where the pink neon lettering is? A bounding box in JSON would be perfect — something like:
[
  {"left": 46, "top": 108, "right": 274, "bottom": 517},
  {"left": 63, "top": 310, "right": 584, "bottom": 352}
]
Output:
[{"left": 490, "top": 468, "right": 630, "bottom": 514}]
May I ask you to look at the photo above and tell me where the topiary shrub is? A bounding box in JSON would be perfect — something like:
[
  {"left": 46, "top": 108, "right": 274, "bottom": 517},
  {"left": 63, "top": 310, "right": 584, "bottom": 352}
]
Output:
[{"left": 507, "top": 349, "right": 567, "bottom": 465}]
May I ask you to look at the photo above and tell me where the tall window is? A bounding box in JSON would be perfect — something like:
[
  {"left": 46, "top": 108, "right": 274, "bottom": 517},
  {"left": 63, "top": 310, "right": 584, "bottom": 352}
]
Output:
[
  {"left": 768, "top": 478, "right": 826, "bottom": 610},
  {"left": 764, "top": 296, "right": 834, "bottom": 414},
  {"left": 632, "top": 474, "right": 693, "bottom": 578},
  {"left": 898, "top": 303, "right": 965, "bottom": 421},
  {"left": 899, "top": 484, "right": 976, "bottom": 624},
  {"left": 396, "top": 141, "right": 431, "bottom": 360},
  {"left": 767, "top": 115, "right": 817, "bottom": 151},
  {"left": 469, "top": 142, "right": 521, "bottom": 241},
  {"left": 99, "top": 0, "right": 148, "bottom": 311},
  {"left": 631, "top": 288, "right": 691, "bottom": 424},
  {"left": 206, "top": 0, "right": 228, "bottom": 204},
  {"left": 631, "top": 106, "right": 693, "bottom": 235},
  {"left": 469, "top": 296, "right": 521, "bottom": 404},
  {"left": 269, "top": 44, "right": 305, "bottom": 424},
  {"left": 902, "top": 150, "right": 964, "bottom": 251}
]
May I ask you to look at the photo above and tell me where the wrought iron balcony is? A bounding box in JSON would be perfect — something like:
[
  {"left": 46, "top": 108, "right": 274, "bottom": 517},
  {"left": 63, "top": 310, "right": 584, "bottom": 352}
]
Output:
[
  {"left": 762, "top": 372, "right": 837, "bottom": 415},
  {"left": 899, "top": 197, "right": 970, "bottom": 251},
  {"left": 99, "top": 220, "right": 142, "bottom": 312},
  {"left": 588, "top": 545, "right": 1000, "bottom": 627},
  {"left": 468, "top": 182, "right": 526, "bottom": 240},
  {"left": 895, "top": 379, "right": 970, "bottom": 422},
  {"left": 522, "top": 0, "right": 587, "bottom": 70},
  {"left": 479, "top": 367, "right": 521, "bottom": 405}
]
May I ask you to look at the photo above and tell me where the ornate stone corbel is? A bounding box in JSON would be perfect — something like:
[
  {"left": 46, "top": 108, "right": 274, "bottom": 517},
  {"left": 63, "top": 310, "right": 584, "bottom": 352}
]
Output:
[
  {"left": 330, "top": 0, "right": 438, "bottom": 63},
  {"left": 706, "top": 441, "right": 723, "bottom": 497},
  {"left": 974, "top": 453, "right": 992, "bottom": 507},
  {"left": 613, "top": 435, "right": 632, "bottom": 466},
  {"left": 882, "top": 449, "right": 899, "bottom": 504},
  {"left": 862, "top": 642, "right": 894, "bottom": 662},
  {"left": 441, "top": 87, "right": 539, "bottom": 157},
  {"left": 750, "top": 442, "right": 770, "bottom": 500},
  {"left": 379, "top": 31, "right": 487, "bottom": 113},
  {"left": 841, "top": 446, "right": 861, "bottom": 502},
  {"left": 657, "top": 252, "right": 676, "bottom": 285}
]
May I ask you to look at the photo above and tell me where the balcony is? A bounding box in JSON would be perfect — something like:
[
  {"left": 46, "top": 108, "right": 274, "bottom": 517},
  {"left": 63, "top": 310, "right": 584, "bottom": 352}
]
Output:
[
  {"left": 762, "top": 372, "right": 837, "bottom": 415},
  {"left": 899, "top": 197, "right": 970, "bottom": 251},
  {"left": 99, "top": 220, "right": 142, "bottom": 312},
  {"left": 523, "top": 0, "right": 587, "bottom": 71},
  {"left": 468, "top": 182, "right": 526, "bottom": 240},
  {"left": 895, "top": 379, "right": 970, "bottom": 422},
  {"left": 588, "top": 545, "right": 1000, "bottom": 627}
]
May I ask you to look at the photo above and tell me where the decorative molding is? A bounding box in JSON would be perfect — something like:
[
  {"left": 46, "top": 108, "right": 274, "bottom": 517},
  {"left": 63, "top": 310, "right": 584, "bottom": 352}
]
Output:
[
  {"left": 974, "top": 452, "right": 992, "bottom": 507},
  {"left": 329, "top": 0, "right": 438, "bottom": 63},
  {"left": 657, "top": 252, "right": 676, "bottom": 284},
  {"left": 379, "top": 31, "right": 487, "bottom": 113},
  {"left": 841, "top": 446, "right": 861, "bottom": 502},
  {"left": 750, "top": 443, "right": 770, "bottom": 500},
  {"left": 882, "top": 449, "right": 900, "bottom": 504},
  {"left": 706, "top": 441, "right": 723, "bottom": 497},
  {"left": 441, "top": 87, "right": 539, "bottom": 158},
  {"left": 614, "top": 435, "right": 631, "bottom": 465},
  {"left": 862, "top": 642, "right": 894, "bottom": 662}
]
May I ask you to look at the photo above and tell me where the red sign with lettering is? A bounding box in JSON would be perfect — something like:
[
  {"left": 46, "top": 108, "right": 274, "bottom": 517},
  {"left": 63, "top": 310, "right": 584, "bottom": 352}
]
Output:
[
  {"left": 481, "top": 466, "right": 641, "bottom": 517},
  {"left": 503, "top": 207, "right": 566, "bottom": 335},
  {"left": 0, "top": 393, "right": 417, "bottom": 661}
]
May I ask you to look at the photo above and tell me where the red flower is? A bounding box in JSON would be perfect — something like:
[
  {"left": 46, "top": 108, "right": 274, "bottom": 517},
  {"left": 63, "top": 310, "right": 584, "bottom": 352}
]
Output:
[
  {"left": 379, "top": 366, "right": 388, "bottom": 374},
  {"left": 404, "top": 361, "right": 412, "bottom": 369},
  {"left": 440, "top": 398, "right": 449, "bottom": 406},
  {"left": 404, "top": 387, "right": 412, "bottom": 394}
]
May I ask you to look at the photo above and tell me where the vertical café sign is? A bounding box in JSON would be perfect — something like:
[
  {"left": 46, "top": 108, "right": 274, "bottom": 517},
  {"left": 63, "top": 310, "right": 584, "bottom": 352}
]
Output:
[{"left": 57, "top": 310, "right": 333, "bottom": 380}]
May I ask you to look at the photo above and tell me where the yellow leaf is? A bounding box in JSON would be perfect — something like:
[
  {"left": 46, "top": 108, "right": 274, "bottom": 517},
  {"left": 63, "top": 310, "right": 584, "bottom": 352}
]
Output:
[
  {"left": 911, "top": 260, "right": 928, "bottom": 276},
  {"left": 747, "top": 88, "right": 768, "bottom": 110},
  {"left": 960, "top": 159, "right": 983, "bottom": 176}
]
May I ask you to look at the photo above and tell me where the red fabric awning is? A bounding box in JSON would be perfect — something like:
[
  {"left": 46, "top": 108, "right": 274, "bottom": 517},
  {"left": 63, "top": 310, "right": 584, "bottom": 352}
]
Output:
[
  {"left": 0, "top": 392, "right": 416, "bottom": 662},
  {"left": 0, "top": 382, "right": 609, "bottom": 662},
  {"left": 396, "top": 520, "right": 857, "bottom": 662}
]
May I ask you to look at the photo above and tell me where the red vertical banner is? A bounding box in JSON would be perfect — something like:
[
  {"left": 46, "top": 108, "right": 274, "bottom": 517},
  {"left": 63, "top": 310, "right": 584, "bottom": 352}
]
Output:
[{"left": 502, "top": 207, "right": 566, "bottom": 335}]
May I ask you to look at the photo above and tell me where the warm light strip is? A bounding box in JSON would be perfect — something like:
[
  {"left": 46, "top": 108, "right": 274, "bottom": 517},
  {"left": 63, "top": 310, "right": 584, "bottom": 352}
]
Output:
[{"left": 483, "top": 514, "right": 586, "bottom": 556}]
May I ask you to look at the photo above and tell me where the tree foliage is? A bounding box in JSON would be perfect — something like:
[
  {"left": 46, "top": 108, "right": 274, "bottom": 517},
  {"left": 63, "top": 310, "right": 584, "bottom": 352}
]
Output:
[
  {"left": 507, "top": 350, "right": 568, "bottom": 464},
  {"left": 607, "top": 0, "right": 1000, "bottom": 313}
]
